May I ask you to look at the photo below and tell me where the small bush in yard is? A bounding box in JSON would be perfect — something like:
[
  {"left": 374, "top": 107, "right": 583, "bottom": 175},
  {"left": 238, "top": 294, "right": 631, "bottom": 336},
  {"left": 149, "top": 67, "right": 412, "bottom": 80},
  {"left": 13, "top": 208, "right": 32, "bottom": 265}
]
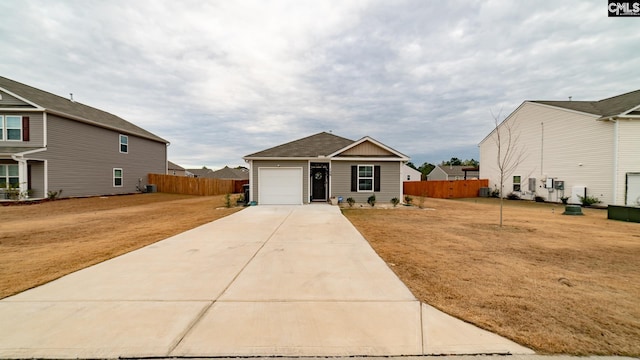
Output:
[
  {"left": 224, "top": 193, "right": 232, "bottom": 208},
  {"left": 346, "top": 197, "right": 355, "bottom": 207},
  {"left": 506, "top": 192, "right": 520, "bottom": 200},
  {"left": 367, "top": 195, "right": 376, "bottom": 207},
  {"left": 579, "top": 195, "right": 601, "bottom": 207},
  {"left": 391, "top": 197, "right": 400, "bottom": 207},
  {"left": 404, "top": 195, "right": 413, "bottom": 205}
]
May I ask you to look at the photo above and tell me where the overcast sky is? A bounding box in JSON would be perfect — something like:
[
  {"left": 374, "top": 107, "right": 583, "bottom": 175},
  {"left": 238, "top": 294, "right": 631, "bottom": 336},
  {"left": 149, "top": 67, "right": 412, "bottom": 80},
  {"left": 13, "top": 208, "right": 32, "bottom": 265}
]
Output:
[{"left": 1, "top": 0, "right": 638, "bottom": 169}]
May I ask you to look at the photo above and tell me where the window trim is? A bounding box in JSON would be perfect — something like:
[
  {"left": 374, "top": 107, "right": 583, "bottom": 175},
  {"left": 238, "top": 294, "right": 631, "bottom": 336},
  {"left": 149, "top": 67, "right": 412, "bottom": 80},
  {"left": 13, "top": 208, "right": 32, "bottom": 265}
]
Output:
[
  {"left": 513, "top": 175, "right": 522, "bottom": 192},
  {"left": 0, "top": 164, "right": 19, "bottom": 189},
  {"left": 113, "top": 168, "right": 123, "bottom": 187},
  {"left": 357, "top": 164, "right": 374, "bottom": 192},
  {"left": 119, "top": 134, "right": 128, "bottom": 153}
]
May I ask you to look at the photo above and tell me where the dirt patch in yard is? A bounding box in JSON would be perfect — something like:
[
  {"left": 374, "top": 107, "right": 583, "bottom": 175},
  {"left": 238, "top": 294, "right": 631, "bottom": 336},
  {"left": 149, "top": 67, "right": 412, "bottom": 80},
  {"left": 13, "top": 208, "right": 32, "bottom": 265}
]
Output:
[
  {"left": 343, "top": 197, "right": 640, "bottom": 356},
  {"left": 0, "top": 193, "right": 242, "bottom": 299}
]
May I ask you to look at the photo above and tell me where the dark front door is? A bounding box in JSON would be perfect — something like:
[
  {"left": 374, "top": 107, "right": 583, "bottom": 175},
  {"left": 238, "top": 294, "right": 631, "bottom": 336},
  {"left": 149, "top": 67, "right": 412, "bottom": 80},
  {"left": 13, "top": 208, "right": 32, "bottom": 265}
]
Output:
[{"left": 311, "top": 168, "right": 327, "bottom": 201}]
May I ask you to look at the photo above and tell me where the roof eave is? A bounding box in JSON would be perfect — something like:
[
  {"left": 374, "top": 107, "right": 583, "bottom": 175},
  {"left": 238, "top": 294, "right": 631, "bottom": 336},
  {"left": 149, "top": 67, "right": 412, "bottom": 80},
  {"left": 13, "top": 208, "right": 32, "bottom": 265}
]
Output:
[
  {"left": 45, "top": 108, "right": 169, "bottom": 144},
  {"left": 327, "top": 136, "right": 410, "bottom": 159}
]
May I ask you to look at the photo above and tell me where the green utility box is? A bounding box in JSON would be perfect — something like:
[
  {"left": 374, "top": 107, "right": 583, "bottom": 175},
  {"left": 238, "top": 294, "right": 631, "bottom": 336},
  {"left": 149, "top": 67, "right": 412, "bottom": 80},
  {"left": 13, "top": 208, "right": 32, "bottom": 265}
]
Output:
[{"left": 608, "top": 205, "right": 640, "bottom": 223}]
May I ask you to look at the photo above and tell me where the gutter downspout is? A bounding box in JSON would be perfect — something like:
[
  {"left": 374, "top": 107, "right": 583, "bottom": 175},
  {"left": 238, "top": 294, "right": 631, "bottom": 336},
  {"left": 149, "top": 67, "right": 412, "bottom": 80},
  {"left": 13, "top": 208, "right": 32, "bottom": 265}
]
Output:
[{"left": 612, "top": 118, "right": 619, "bottom": 205}]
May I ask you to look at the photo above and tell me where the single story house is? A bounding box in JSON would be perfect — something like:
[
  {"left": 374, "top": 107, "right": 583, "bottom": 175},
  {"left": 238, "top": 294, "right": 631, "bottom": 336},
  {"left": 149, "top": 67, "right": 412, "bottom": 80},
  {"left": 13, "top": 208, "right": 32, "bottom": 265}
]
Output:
[
  {"left": 210, "top": 166, "right": 249, "bottom": 180},
  {"left": 168, "top": 161, "right": 192, "bottom": 177},
  {"left": 243, "top": 132, "right": 410, "bottom": 205},
  {"left": 402, "top": 164, "right": 422, "bottom": 182},
  {"left": 427, "top": 165, "right": 480, "bottom": 181},
  {"left": 479, "top": 89, "right": 640, "bottom": 206},
  {"left": 187, "top": 168, "right": 215, "bottom": 178},
  {"left": 0, "top": 76, "right": 168, "bottom": 199}
]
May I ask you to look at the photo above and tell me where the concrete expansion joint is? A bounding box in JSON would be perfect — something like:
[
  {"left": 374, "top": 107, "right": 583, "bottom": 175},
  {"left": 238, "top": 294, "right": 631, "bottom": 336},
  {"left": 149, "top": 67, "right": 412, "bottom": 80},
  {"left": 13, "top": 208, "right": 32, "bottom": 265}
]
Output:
[{"left": 168, "top": 209, "right": 297, "bottom": 354}]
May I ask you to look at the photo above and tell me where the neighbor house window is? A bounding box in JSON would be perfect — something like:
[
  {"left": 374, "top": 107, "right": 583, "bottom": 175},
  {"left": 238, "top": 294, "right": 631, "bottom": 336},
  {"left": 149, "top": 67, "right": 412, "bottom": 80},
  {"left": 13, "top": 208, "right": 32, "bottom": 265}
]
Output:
[
  {"left": 0, "top": 115, "right": 29, "bottom": 141},
  {"left": 0, "top": 164, "right": 19, "bottom": 189},
  {"left": 513, "top": 175, "right": 521, "bottom": 192},
  {"left": 113, "top": 168, "right": 123, "bottom": 187},
  {"left": 119, "top": 134, "right": 128, "bottom": 153},
  {"left": 6, "top": 116, "right": 22, "bottom": 140}
]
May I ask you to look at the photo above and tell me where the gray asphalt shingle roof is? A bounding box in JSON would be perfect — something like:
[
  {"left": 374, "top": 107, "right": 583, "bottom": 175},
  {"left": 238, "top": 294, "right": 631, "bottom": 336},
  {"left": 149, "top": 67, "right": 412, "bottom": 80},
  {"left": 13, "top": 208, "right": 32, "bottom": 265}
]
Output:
[
  {"left": 533, "top": 89, "right": 640, "bottom": 118},
  {"left": 245, "top": 132, "right": 355, "bottom": 158},
  {"left": 0, "top": 76, "right": 168, "bottom": 143}
]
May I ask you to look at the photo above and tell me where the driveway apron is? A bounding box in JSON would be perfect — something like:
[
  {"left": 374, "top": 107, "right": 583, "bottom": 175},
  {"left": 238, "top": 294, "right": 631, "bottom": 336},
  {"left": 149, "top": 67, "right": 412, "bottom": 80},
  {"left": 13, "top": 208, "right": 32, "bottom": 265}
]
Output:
[{"left": 0, "top": 205, "right": 533, "bottom": 358}]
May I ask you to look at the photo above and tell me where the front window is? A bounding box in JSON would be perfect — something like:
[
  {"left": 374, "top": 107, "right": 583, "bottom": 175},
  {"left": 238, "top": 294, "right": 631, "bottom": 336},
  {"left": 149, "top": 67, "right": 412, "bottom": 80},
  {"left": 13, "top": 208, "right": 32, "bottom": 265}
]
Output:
[
  {"left": 358, "top": 165, "right": 374, "bottom": 192},
  {"left": 6, "top": 116, "right": 22, "bottom": 140},
  {"left": 513, "top": 175, "right": 521, "bottom": 192},
  {"left": 0, "top": 164, "right": 19, "bottom": 189},
  {"left": 114, "top": 168, "right": 123, "bottom": 187},
  {"left": 119, "top": 134, "right": 128, "bottom": 153}
]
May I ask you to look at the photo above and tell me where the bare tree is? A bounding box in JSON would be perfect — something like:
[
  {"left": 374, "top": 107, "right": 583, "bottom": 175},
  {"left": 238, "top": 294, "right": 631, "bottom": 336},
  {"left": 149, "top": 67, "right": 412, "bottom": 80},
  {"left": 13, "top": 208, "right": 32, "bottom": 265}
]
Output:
[{"left": 491, "top": 109, "right": 526, "bottom": 227}]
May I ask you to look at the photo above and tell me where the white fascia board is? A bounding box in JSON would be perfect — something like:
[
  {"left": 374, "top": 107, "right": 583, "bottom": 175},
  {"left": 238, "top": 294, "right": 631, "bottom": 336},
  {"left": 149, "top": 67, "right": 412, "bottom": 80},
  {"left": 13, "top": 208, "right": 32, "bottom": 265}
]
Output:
[
  {"left": 327, "top": 136, "right": 410, "bottom": 160},
  {"left": 331, "top": 157, "right": 407, "bottom": 162},
  {"left": 619, "top": 103, "right": 640, "bottom": 118},
  {"left": 0, "top": 108, "right": 44, "bottom": 112},
  {"left": 0, "top": 87, "right": 45, "bottom": 109},
  {"left": 242, "top": 157, "right": 315, "bottom": 161}
]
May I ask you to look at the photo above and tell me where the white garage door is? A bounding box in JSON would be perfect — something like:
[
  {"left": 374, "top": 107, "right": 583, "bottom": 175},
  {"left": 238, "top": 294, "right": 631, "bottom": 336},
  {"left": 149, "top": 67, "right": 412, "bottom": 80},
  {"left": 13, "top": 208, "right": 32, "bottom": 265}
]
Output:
[{"left": 259, "top": 168, "right": 303, "bottom": 205}]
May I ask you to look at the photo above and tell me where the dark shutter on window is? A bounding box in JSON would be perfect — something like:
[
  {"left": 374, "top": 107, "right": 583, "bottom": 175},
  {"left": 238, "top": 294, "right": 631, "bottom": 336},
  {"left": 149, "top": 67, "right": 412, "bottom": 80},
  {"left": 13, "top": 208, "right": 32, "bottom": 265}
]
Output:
[
  {"left": 22, "top": 116, "right": 30, "bottom": 141},
  {"left": 374, "top": 165, "right": 381, "bottom": 192},
  {"left": 351, "top": 166, "right": 357, "bottom": 192}
]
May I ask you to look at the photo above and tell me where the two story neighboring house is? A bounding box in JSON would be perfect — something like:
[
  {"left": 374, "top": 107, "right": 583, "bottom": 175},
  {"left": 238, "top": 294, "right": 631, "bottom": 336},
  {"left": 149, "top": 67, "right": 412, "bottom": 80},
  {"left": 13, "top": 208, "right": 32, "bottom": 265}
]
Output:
[
  {"left": 479, "top": 89, "right": 640, "bottom": 206},
  {"left": 0, "top": 76, "right": 169, "bottom": 199}
]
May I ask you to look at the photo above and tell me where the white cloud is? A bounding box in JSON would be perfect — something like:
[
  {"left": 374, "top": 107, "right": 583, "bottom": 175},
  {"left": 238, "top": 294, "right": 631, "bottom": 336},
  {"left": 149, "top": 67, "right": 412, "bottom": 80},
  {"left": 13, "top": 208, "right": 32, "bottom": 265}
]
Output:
[{"left": 0, "top": 0, "right": 638, "bottom": 168}]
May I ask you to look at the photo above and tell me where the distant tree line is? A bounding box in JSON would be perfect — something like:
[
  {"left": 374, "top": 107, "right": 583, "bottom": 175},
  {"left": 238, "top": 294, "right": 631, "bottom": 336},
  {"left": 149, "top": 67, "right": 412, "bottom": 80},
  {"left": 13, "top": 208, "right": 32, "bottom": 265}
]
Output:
[{"left": 406, "top": 157, "right": 479, "bottom": 180}]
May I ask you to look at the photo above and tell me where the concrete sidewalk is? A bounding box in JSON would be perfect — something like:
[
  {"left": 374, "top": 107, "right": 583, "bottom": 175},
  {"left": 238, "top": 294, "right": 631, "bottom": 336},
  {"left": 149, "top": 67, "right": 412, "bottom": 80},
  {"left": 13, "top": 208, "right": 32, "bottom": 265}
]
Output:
[{"left": 0, "top": 205, "right": 533, "bottom": 358}]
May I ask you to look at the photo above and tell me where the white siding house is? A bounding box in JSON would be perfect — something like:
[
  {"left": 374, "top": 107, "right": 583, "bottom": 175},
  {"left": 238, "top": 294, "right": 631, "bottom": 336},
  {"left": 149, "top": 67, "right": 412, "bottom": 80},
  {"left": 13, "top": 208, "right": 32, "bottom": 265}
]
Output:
[
  {"left": 402, "top": 164, "right": 422, "bottom": 182},
  {"left": 479, "top": 89, "right": 640, "bottom": 206}
]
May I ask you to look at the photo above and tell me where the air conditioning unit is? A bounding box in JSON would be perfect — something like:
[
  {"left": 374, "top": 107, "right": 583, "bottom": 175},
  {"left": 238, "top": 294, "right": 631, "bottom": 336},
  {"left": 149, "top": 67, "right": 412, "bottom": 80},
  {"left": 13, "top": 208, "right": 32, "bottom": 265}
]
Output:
[{"left": 479, "top": 187, "right": 491, "bottom": 197}]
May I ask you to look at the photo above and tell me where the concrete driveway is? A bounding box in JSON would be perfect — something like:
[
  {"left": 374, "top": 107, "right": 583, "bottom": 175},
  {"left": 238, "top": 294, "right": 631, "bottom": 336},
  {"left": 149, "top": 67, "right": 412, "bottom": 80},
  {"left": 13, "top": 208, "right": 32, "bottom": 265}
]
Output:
[{"left": 0, "top": 205, "right": 533, "bottom": 358}]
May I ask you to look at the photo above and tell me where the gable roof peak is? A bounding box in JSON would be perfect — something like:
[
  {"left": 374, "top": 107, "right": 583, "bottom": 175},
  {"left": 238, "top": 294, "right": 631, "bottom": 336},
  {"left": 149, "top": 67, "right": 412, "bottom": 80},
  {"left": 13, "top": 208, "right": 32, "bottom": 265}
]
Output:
[{"left": 244, "top": 131, "right": 354, "bottom": 158}]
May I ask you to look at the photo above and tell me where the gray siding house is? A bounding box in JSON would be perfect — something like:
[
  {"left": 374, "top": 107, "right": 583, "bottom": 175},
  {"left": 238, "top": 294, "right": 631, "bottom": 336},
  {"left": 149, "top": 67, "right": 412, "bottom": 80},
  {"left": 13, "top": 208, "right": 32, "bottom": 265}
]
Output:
[
  {"left": 0, "top": 76, "right": 168, "bottom": 199},
  {"left": 427, "top": 165, "right": 480, "bottom": 181},
  {"left": 243, "top": 132, "right": 409, "bottom": 205}
]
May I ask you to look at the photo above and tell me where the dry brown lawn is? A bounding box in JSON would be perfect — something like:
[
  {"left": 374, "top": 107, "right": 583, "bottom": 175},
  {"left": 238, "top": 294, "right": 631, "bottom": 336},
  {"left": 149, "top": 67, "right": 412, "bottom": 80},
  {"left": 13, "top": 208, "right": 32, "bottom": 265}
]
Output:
[
  {"left": 0, "top": 193, "right": 242, "bottom": 299},
  {"left": 342, "top": 197, "right": 640, "bottom": 356}
]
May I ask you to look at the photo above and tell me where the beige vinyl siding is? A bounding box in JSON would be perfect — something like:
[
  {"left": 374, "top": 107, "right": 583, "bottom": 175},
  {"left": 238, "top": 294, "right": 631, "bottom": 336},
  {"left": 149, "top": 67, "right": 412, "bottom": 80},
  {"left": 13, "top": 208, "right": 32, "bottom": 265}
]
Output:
[
  {"left": 427, "top": 167, "right": 448, "bottom": 181},
  {"left": 251, "top": 160, "right": 309, "bottom": 204},
  {"left": 480, "top": 102, "right": 614, "bottom": 204},
  {"left": 341, "top": 142, "right": 394, "bottom": 156},
  {"left": 42, "top": 114, "right": 166, "bottom": 197},
  {"left": 0, "top": 90, "right": 34, "bottom": 107},
  {"left": 330, "top": 161, "right": 401, "bottom": 203},
  {"left": 0, "top": 112, "right": 44, "bottom": 147},
  {"left": 616, "top": 119, "right": 640, "bottom": 205}
]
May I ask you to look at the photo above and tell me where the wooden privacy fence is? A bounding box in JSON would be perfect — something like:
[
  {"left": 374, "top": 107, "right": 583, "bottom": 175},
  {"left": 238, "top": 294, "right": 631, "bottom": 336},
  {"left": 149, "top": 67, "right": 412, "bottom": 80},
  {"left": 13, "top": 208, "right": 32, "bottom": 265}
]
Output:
[
  {"left": 403, "top": 179, "right": 489, "bottom": 199},
  {"left": 148, "top": 174, "right": 249, "bottom": 196}
]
